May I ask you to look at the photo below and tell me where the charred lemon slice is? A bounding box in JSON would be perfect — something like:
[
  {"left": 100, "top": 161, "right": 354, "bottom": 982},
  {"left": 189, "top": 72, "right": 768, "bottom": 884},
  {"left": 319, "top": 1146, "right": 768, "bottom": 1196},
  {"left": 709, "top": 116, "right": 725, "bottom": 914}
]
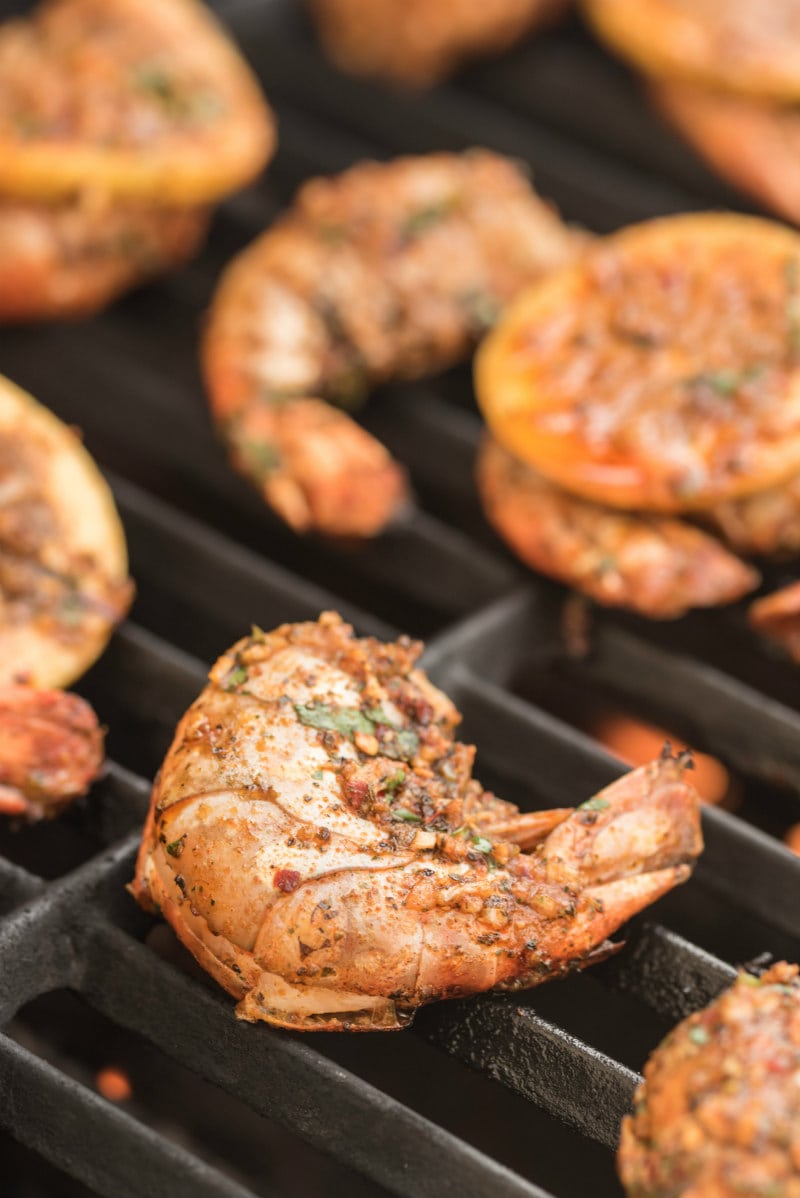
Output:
[
  {"left": 0, "top": 0, "right": 275, "bottom": 204},
  {"left": 585, "top": 0, "right": 800, "bottom": 103},
  {"left": 0, "top": 374, "right": 133, "bottom": 687},
  {"left": 476, "top": 212, "right": 800, "bottom": 512}
]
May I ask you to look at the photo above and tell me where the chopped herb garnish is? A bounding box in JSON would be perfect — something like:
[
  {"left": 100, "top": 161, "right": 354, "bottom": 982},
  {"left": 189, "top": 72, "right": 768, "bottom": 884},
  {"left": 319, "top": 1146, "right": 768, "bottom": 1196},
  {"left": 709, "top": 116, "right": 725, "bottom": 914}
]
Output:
[
  {"left": 312, "top": 769, "right": 324, "bottom": 781},
  {"left": 472, "top": 835, "right": 493, "bottom": 854},
  {"left": 59, "top": 592, "right": 85, "bottom": 627},
  {"left": 294, "top": 702, "right": 375, "bottom": 738},
  {"left": 225, "top": 665, "right": 248, "bottom": 691},
  {"left": 318, "top": 223, "right": 347, "bottom": 244},
  {"left": 165, "top": 836, "right": 186, "bottom": 859},
  {"left": 134, "top": 66, "right": 180, "bottom": 105},
  {"left": 392, "top": 808, "right": 422, "bottom": 823},
  {"left": 382, "top": 729, "right": 420, "bottom": 763},
  {"left": 462, "top": 290, "right": 501, "bottom": 331},
  {"left": 295, "top": 702, "right": 420, "bottom": 761},
  {"left": 365, "top": 705, "right": 392, "bottom": 724},
  {"left": 237, "top": 437, "right": 280, "bottom": 479},
  {"left": 688, "top": 1026, "right": 710, "bottom": 1046},
  {"left": 595, "top": 554, "right": 618, "bottom": 577},
  {"left": 385, "top": 769, "right": 406, "bottom": 794},
  {"left": 400, "top": 199, "right": 456, "bottom": 239},
  {"left": 250, "top": 624, "right": 266, "bottom": 642},
  {"left": 579, "top": 796, "right": 610, "bottom": 812},
  {"left": 328, "top": 361, "right": 369, "bottom": 411},
  {"left": 686, "top": 364, "right": 765, "bottom": 397},
  {"left": 12, "top": 112, "right": 45, "bottom": 139},
  {"left": 133, "top": 66, "right": 222, "bottom": 123}
]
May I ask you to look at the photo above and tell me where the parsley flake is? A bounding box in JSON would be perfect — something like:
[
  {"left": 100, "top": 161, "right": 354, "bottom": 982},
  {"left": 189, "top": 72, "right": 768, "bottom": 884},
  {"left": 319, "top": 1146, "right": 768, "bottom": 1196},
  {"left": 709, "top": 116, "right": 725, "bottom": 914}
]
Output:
[
  {"left": 392, "top": 808, "right": 422, "bottom": 824},
  {"left": 579, "top": 797, "right": 610, "bottom": 813},
  {"left": 224, "top": 665, "right": 248, "bottom": 691}
]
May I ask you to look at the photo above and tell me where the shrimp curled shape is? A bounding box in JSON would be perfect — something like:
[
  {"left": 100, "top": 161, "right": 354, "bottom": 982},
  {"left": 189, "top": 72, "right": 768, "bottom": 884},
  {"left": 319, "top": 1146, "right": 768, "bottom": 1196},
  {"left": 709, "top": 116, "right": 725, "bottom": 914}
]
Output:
[
  {"left": 132, "top": 612, "right": 703, "bottom": 1031},
  {"left": 0, "top": 685, "right": 104, "bottom": 819},
  {"left": 202, "top": 150, "right": 580, "bottom": 538}
]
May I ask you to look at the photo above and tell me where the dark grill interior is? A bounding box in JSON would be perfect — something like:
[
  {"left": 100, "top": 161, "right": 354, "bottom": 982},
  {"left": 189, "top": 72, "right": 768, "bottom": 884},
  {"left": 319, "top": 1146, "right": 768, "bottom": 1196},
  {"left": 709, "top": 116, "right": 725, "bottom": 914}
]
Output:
[{"left": 3, "top": 3, "right": 800, "bottom": 1195}]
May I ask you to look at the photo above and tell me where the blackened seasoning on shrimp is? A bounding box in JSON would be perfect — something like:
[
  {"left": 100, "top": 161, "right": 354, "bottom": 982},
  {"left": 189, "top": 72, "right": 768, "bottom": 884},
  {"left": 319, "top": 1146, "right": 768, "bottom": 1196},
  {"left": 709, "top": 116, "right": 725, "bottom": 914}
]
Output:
[
  {"left": 203, "top": 150, "right": 581, "bottom": 537},
  {"left": 132, "top": 612, "right": 703, "bottom": 1032}
]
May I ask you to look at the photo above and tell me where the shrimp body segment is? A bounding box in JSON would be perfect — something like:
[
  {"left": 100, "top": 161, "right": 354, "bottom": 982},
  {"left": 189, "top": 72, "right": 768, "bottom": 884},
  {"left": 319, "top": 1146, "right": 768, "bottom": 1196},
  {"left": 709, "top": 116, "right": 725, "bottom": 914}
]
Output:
[
  {"left": 132, "top": 613, "right": 703, "bottom": 1031},
  {"left": 478, "top": 436, "right": 760, "bottom": 619},
  {"left": 749, "top": 581, "right": 800, "bottom": 665},
  {"left": 308, "top": 0, "right": 569, "bottom": 86},
  {"left": 203, "top": 150, "right": 580, "bottom": 537},
  {"left": 0, "top": 373, "right": 133, "bottom": 688},
  {"left": 654, "top": 81, "right": 800, "bottom": 229},
  {"left": 0, "top": 195, "right": 209, "bottom": 323},
  {"left": 0, "top": 685, "right": 103, "bottom": 819}
]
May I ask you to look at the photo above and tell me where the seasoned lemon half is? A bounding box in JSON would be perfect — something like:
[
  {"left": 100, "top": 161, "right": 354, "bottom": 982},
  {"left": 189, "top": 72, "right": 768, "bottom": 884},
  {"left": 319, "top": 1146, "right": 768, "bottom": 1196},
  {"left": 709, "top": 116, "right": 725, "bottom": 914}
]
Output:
[
  {"left": 585, "top": 0, "right": 800, "bottom": 103},
  {"left": 0, "top": 0, "right": 275, "bottom": 204},
  {"left": 0, "top": 374, "right": 133, "bottom": 687},
  {"left": 476, "top": 212, "right": 800, "bottom": 512}
]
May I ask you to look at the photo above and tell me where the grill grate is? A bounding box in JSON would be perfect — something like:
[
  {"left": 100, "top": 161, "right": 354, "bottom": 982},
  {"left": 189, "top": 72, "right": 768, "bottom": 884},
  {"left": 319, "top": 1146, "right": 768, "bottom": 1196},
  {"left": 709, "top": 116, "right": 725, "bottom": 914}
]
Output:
[{"left": 2, "top": 3, "right": 800, "bottom": 1196}]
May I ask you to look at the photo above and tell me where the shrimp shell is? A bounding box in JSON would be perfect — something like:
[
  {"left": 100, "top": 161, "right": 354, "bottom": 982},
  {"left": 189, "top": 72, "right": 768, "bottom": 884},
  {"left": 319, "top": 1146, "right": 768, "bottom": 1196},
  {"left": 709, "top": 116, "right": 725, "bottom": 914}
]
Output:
[
  {"left": 132, "top": 613, "right": 703, "bottom": 1031},
  {"left": 203, "top": 150, "right": 580, "bottom": 536}
]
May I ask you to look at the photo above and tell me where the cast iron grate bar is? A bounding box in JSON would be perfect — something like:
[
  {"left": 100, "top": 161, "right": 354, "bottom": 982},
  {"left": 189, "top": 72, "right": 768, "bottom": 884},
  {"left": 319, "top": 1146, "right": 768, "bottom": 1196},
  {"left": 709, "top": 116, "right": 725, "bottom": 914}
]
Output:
[
  {"left": 0, "top": 1037, "right": 259, "bottom": 1198},
  {"left": 418, "top": 997, "right": 639, "bottom": 1150}
]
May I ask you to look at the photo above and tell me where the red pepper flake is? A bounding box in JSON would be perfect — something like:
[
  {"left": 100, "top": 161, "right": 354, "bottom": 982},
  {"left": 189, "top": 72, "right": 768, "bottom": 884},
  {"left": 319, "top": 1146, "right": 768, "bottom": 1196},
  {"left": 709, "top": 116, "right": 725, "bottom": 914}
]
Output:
[
  {"left": 343, "top": 776, "right": 371, "bottom": 813},
  {"left": 274, "top": 869, "right": 301, "bottom": 893}
]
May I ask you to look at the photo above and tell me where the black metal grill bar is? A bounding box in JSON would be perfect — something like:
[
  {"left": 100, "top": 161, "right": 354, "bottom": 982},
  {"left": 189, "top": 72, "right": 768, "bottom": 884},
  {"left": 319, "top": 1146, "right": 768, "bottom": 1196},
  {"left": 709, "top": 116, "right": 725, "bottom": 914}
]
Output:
[
  {"left": 0, "top": 1036, "right": 259, "bottom": 1198},
  {"left": 446, "top": 665, "right": 800, "bottom": 945},
  {"left": 74, "top": 604, "right": 800, "bottom": 967},
  {"left": 0, "top": 319, "right": 516, "bottom": 636},
  {"left": 0, "top": 859, "right": 42, "bottom": 914},
  {"left": 418, "top": 996, "right": 639, "bottom": 1149},
  {"left": 572, "top": 623, "right": 800, "bottom": 790},
  {"left": 236, "top": 3, "right": 703, "bottom": 228},
  {"left": 81, "top": 919, "right": 550, "bottom": 1198},
  {"left": 112, "top": 473, "right": 395, "bottom": 645},
  {"left": 14, "top": 607, "right": 788, "bottom": 1184},
  {"left": 458, "top": 29, "right": 756, "bottom": 210},
  {"left": 0, "top": 1035, "right": 257, "bottom": 1198},
  {"left": 597, "top": 924, "right": 735, "bottom": 1023},
  {"left": 0, "top": 829, "right": 553, "bottom": 1198}
]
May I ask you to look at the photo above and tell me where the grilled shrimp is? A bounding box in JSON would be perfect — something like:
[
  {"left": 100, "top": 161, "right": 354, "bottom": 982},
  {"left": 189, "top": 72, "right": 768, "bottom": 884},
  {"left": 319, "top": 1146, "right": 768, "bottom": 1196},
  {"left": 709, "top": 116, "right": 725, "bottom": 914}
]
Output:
[
  {"left": 308, "top": 0, "right": 569, "bottom": 86},
  {"left": 476, "top": 212, "right": 800, "bottom": 513},
  {"left": 477, "top": 436, "right": 759, "bottom": 618},
  {"left": 0, "top": 0, "right": 274, "bottom": 204},
  {"left": 0, "top": 685, "right": 103, "bottom": 819},
  {"left": 203, "top": 150, "right": 580, "bottom": 536},
  {"left": 704, "top": 473, "right": 800, "bottom": 557},
  {"left": 655, "top": 82, "right": 800, "bottom": 229},
  {"left": 0, "top": 373, "right": 133, "bottom": 688},
  {"left": 585, "top": 0, "right": 800, "bottom": 102},
  {"left": 618, "top": 962, "right": 800, "bottom": 1198},
  {"left": 749, "top": 581, "right": 800, "bottom": 665},
  {"left": 0, "top": 195, "right": 208, "bottom": 322},
  {"left": 132, "top": 612, "right": 702, "bottom": 1031}
]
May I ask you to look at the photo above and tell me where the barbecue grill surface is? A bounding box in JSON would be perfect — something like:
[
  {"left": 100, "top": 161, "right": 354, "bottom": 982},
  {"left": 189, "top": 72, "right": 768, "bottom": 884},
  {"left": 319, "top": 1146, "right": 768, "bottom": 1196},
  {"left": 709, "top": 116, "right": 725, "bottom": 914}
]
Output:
[{"left": 2, "top": 2, "right": 800, "bottom": 1196}]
